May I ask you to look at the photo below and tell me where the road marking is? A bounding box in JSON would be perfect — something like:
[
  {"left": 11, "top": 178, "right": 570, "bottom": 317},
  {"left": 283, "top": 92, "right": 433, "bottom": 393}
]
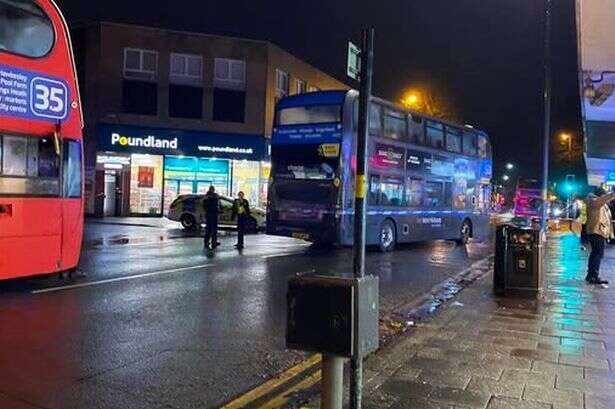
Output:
[
  {"left": 261, "top": 252, "right": 303, "bottom": 260},
  {"left": 220, "top": 354, "right": 321, "bottom": 409},
  {"left": 31, "top": 264, "right": 213, "bottom": 294},
  {"left": 257, "top": 369, "right": 322, "bottom": 409}
]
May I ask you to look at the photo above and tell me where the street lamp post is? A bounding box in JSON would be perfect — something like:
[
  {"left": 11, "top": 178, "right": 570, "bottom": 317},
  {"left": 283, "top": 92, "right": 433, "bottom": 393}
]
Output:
[{"left": 541, "top": 0, "right": 553, "bottom": 232}]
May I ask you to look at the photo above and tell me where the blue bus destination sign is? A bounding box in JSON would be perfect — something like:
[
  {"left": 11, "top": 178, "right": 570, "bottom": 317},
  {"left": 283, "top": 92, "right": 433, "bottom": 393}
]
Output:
[{"left": 0, "top": 64, "right": 70, "bottom": 122}]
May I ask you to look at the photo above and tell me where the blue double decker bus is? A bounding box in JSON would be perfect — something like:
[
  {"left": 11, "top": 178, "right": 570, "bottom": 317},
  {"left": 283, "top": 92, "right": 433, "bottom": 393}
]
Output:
[{"left": 266, "top": 90, "right": 493, "bottom": 251}]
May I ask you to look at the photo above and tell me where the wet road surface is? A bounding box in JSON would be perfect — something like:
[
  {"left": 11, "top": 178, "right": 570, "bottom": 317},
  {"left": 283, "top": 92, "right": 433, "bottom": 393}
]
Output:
[{"left": 0, "top": 222, "right": 492, "bottom": 409}]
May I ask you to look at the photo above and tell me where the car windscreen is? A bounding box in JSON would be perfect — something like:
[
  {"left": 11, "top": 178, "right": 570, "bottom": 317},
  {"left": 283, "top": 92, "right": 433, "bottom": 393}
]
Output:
[{"left": 277, "top": 105, "right": 341, "bottom": 126}]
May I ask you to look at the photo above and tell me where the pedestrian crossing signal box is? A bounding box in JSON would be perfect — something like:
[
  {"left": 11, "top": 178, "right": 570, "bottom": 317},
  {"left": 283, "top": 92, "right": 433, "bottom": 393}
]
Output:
[{"left": 286, "top": 275, "right": 379, "bottom": 359}]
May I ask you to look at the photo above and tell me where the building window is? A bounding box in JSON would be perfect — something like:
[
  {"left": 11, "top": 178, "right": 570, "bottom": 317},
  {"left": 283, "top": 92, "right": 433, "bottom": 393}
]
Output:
[
  {"left": 213, "top": 59, "right": 246, "bottom": 123},
  {"left": 123, "top": 48, "right": 158, "bottom": 115},
  {"left": 169, "top": 53, "right": 203, "bottom": 119},
  {"left": 214, "top": 58, "right": 246, "bottom": 90},
  {"left": 170, "top": 53, "right": 203, "bottom": 85},
  {"left": 123, "top": 48, "right": 158, "bottom": 81},
  {"left": 276, "top": 69, "right": 289, "bottom": 100},
  {"left": 295, "top": 79, "right": 307, "bottom": 95}
]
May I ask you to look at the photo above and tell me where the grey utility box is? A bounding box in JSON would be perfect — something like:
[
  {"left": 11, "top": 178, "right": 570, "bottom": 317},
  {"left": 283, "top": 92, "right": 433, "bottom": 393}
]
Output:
[
  {"left": 494, "top": 224, "right": 544, "bottom": 297},
  {"left": 286, "top": 275, "right": 379, "bottom": 359}
]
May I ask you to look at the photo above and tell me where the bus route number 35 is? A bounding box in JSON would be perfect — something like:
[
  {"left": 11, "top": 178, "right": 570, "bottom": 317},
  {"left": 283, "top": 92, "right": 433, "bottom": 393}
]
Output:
[{"left": 30, "top": 77, "right": 68, "bottom": 120}]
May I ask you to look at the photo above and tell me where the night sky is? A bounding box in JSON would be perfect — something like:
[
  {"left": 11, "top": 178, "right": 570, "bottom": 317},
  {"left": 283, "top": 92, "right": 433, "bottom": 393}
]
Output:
[{"left": 56, "top": 0, "right": 583, "bottom": 181}]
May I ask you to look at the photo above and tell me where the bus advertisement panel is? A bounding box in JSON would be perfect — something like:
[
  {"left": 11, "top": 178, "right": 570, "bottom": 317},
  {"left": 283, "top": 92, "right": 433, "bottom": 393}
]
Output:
[
  {"left": 267, "top": 90, "right": 493, "bottom": 252},
  {"left": 0, "top": 0, "right": 84, "bottom": 279}
]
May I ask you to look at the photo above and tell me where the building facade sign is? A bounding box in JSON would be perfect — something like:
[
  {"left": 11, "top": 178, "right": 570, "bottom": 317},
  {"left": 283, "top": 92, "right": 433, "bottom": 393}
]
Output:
[{"left": 97, "top": 124, "right": 266, "bottom": 161}]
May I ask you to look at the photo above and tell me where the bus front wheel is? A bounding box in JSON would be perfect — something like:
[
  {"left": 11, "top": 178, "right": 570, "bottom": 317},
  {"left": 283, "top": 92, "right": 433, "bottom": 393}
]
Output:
[{"left": 379, "top": 220, "right": 397, "bottom": 252}]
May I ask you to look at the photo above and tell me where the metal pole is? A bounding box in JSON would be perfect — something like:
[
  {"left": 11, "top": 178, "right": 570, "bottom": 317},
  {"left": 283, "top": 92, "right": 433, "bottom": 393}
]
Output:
[
  {"left": 321, "top": 355, "right": 344, "bottom": 409},
  {"left": 350, "top": 27, "right": 374, "bottom": 409},
  {"left": 541, "top": 0, "right": 552, "bottom": 232}
]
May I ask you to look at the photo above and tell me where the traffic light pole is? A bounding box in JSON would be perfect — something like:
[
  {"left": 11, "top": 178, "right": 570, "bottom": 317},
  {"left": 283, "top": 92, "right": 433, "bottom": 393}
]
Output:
[
  {"left": 350, "top": 27, "right": 374, "bottom": 409},
  {"left": 541, "top": 0, "right": 552, "bottom": 231}
]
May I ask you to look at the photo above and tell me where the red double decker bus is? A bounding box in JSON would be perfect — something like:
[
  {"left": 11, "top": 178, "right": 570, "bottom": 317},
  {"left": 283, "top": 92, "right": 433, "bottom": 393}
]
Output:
[{"left": 0, "top": 0, "right": 83, "bottom": 279}]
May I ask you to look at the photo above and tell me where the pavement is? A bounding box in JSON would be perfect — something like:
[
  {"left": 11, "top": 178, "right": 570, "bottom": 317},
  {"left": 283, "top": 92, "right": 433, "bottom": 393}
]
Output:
[
  {"left": 299, "top": 232, "right": 615, "bottom": 409},
  {"left": 0, "top": 219, "right": 492, "bottom": 409}
]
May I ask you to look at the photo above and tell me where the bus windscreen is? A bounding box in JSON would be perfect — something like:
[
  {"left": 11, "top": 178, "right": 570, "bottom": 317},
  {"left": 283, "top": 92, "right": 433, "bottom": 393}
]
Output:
[
  {"left": 0, "top": 0, "right": 54, "bottom": 58},
  {"left": 278, "top": 105, "right": 341, "bottom": 126},
  {"left": 272, "top": 144, "right": 338, "bottom": 180}
]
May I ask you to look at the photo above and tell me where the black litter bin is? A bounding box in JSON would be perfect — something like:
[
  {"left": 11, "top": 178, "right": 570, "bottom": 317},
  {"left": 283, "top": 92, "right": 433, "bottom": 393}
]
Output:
[{"left": 494, "top": 224, "right": 544, "bottom": 297}]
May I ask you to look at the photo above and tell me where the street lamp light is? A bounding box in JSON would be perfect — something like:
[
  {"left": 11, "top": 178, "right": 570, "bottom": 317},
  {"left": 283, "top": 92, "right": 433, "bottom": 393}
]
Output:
[
  {"left": 506, "top": 163, "right": 514, "bottom": 170},
  {"left": 560, "top": 132, "right": 573, "bottom": 162},
  {"left": 401, "top": 91, "right": 420, "bottom": 108},
  {"left": 503, "top": 175, "right": 510, "bottom": 182}
]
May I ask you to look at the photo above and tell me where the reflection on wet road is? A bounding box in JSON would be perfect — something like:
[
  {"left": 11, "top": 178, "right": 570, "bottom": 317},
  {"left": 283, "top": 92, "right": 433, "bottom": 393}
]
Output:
[{"left": 0, "top": 223, "right": 492, "bottom": 409}]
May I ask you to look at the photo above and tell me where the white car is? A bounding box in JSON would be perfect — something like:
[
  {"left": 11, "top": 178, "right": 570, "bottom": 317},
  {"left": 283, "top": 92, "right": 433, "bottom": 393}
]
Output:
[{"left": 167, "top": 194, "right": 266, "bottom": 232}]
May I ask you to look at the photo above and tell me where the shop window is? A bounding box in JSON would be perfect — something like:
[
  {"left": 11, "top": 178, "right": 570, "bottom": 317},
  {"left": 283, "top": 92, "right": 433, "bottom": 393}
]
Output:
[
  {"left": 213, "top": 89, "right": 246, "bottom": 123},
  {"left": 426, "top": 121, "right": 445, "bottom": 149},
  {"left": 424, "top": 181, "right": 444, "bottom": 208},
  {"left": 406, "top": 178, "right": 423, "bottom": 207},
  {"left": 369, "top": 104, "right": 383, "bottom": 135},
  {"left": 383, "top": 110, "right": 407, "bottom": 140},
  {"left": 130, "top": 154, "right": 163, "bottom": 215},
  {"left": 232, "top": 160, "right": 260, "bottom": 206},
  {"left": 463, "top": 132, "right": 477, "bottom": 156},
  {"left": 380, "top": 178, "right": 404, "bottom": 206},
  {"left": 446, "top": 128, "right": 462, "bottom": 153},
  {"left": 123, "top": 80, "right": 158, "bottom": 115},
  {"left": 0, "top": 0, "right": 54, "bottom": 58},
  {"left": 169, "top": 85, "right": 203, "bottom": 119},
  {"left": 0, "top": 134, "right": 60, "bottom": 195}
]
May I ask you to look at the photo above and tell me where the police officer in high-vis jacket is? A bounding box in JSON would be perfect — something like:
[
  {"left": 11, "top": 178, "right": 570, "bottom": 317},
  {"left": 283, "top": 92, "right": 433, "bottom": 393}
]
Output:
[{"left": 232, "top": 191, "right": 250, "bottom": 250}]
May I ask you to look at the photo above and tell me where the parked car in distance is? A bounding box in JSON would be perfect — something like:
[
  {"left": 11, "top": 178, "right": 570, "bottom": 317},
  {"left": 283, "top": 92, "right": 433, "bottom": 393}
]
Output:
[{"left": 167, "top": 195, "right": 265, "bottom": 232}]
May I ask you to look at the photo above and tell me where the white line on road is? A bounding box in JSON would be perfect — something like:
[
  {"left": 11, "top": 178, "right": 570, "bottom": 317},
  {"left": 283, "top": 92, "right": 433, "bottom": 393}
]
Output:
[
  {"left": 261, "top": 252, "right": 304, "bottom": 260},
  {"left": 31, "top": 264, "right": 214, "bottom": 295}
]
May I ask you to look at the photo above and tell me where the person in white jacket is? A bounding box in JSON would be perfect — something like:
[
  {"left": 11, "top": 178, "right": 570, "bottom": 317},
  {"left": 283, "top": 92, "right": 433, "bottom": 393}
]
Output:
[{"left": 585, "top": 187, "right": 615, "bottom": 284}]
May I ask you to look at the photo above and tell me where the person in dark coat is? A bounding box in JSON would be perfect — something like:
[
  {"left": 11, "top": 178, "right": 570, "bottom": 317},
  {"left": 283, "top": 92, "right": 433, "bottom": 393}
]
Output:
[
  {"left": 203, "top": 186, "right": 221, "bottom": 250},
  {"left": 232, "top": 191, "right": 250, "bottom": 250}
]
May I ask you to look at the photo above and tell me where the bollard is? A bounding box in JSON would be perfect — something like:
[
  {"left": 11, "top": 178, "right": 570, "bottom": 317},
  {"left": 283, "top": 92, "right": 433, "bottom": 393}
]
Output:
[{"left": 321, "top": 355, "right": 344, "bottom": 409}]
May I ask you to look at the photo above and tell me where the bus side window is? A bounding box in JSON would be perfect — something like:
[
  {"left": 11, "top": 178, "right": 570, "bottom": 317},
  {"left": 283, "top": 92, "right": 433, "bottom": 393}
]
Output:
[
  {"left": 369, "top": 104, "right": 382, "bottom": 136},
  {"left": 383, "top": 110, "right": 407, "bottom": 140},
  {"left": 446, "top": 128, "right": 462, "bottom": 153},
  {"left": 409, "top": 115, "right": 425, "bottom": 145},
  {"left": 369, "top": 175, "right": 380, "bottom": 205},
  {"left": 424, "top": 181, "right": 444, "bottom": 208},
  {"left": 463, "top": 132, "right": 477, "bottom": 156},
  {"left": 406, "top": 178, "right": 423, "bottom": 207},
  {"left": 381, "top": 178, "right": 404, "bottom": 207},
  {"left": 426, "top": 121, "right": 444, "bottom": 150}
]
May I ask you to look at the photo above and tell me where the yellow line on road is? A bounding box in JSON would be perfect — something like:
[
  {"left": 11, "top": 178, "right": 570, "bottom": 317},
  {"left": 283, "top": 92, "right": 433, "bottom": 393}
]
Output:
[
  {"left": 257, "top": 369, "right": 322, "bottom": 409},
  {"left": 220, "top": 354, "right": 321, "bottom": 409}
]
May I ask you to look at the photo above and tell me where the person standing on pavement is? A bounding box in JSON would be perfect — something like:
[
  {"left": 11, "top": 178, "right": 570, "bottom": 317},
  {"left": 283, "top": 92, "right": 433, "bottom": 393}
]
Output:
[
  {"left": 203, "top": 185, "right": 221, "bottom": 250},
  {"left": 232, "top": 191, "right": 250, "bottom": 250},
  {"left": 585, "top": 187, "right": 615, "bottom": 284}
]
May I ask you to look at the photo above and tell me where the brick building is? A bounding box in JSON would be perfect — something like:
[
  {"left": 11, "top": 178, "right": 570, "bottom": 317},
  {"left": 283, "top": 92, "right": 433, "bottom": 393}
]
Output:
[{"left": 73, "top": 22, "right": 347, "bottom": 217}]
